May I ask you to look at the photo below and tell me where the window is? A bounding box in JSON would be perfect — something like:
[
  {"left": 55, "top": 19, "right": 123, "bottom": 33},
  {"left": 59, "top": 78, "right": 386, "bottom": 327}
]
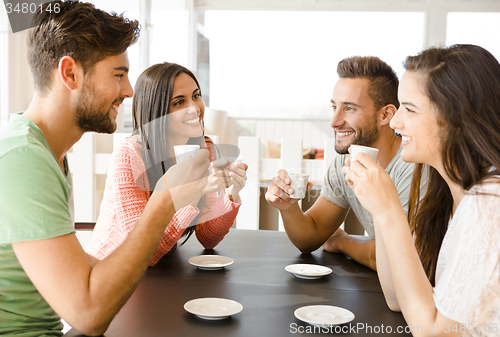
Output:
[
  {"left": 204, "top": 11, "right": 425, "bottom": 117},
  {"left": 150, "top": 0, "right": 190, "bottom": 67},
  {"left": 2, "top": 1, "right": 499, "bottom": 130},
  {"left": 447, "top": 12, "right": 500, "bottom": 62}
]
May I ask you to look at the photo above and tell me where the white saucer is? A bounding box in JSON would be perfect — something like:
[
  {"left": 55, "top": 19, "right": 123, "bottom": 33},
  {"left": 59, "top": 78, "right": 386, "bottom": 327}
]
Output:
[
  {"left": 184, "top": 298, "right": 243, "bottom": 320},
  {"left": 188, "top": 255, "right": 234, "bottom": 270},
  {"left": 285, "top": 264, "right": 332, "bottom": 279},
  {"left": 294, "top": 305, "right": 355, "bottom": 326}
]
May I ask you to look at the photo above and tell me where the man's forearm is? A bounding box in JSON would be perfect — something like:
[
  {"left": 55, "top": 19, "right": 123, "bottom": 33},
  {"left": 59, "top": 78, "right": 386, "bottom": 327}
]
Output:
[
  {"left": 12, "top": 191, "right": 177, "bottom": 336},
  {"left": 337, "top": 236, "right": 377, "bottom": 270},
  {"left": 85, "top": 191, "right": 176, "bottom": 333},
  {"left": 281, "top": 204, "right": 328, "bottom": 253}
]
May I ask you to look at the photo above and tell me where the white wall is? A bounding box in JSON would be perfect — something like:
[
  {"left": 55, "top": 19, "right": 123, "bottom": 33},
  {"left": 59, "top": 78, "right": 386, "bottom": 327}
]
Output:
[
  {"left": 8, "top": 30, "right": 34, "bottom": 115},
  {"left": 0, "top": 5, "right": 10, "bottom": 126},
  {"left": 193, "top": 0, "right": 500, "bottom": 49},
  {"left": 0, "top": 24, "right": 33, "bottom": 125}
]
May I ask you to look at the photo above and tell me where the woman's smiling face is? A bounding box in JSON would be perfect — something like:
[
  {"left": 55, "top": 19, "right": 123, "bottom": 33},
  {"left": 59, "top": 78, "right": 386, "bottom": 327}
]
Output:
[
  {"left": 167, "top": 72, "right": 205, "bottom": 145},
  {"left": 390, "top": 71, "right": 443, "bottom": 167}
]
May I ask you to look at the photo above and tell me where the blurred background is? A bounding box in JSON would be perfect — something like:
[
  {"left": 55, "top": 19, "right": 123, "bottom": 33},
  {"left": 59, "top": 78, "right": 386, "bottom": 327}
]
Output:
[
  {"left": 2, "top": 0, "right": 500, "bottom": 229},
  {"left": 2, "top": 0, "right": 500, "bottom": 137}
]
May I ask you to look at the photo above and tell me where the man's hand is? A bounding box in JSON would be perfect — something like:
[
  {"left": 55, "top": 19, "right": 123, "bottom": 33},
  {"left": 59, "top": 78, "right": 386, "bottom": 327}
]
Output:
[
  {"left": 154, "top": 149, "right": 210, "bottom": 211},
  {"left": 265, "top": 169, "right": 313, "bottom": 211},
  {"left": 322, "top": 228, "right": 349, "bottom": 253},
  {"left": 323, "top": 228, "right": 377, "bottom": 270}
]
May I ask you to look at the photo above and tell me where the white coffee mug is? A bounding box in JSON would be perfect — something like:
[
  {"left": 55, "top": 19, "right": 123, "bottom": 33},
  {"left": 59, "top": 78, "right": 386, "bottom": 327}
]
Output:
[
  {"left": 173, "top": 145, "right": 200, "bottom": 163},
  {"left": 288, "top": 173, "right": 309, "bottom": 199},
  {"left": 349, "top": 145, "right": 379, "bottom": 167}
]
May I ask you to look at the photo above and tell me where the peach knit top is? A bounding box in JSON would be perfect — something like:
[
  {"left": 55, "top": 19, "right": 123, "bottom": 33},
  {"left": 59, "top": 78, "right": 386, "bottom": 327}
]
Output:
[{"left": 86, "top": 136, "right": 241, "bottom": 266}]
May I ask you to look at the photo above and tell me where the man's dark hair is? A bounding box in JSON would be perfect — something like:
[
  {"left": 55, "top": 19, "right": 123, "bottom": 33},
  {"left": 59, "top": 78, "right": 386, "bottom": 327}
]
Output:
[
  {"left": 27, "top": 0, "right": 140, "bottom": 95},
  {"left": 337, "top": 56, "right": 399, "bottom": 110}
]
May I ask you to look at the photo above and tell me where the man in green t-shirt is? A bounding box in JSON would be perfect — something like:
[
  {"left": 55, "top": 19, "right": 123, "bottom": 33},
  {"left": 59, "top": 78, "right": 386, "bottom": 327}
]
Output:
[{"left": 0, "top": 2, "right": 209, "bottom": 336}]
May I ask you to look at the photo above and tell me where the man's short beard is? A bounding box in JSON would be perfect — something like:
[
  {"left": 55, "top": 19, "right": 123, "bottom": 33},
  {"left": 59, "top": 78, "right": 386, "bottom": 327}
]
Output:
[
  {"left": 335, "top": 115, "right": 379, "bottom": 154},
  {"left": 74, "top": 80, "right": 117, "bottom": 134}
]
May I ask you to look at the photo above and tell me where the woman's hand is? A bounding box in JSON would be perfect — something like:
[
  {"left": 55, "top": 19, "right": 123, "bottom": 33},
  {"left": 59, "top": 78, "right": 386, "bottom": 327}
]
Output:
[
  {"left": 343, "top": 153, "right": 401, "bottom": 221},
  {"left": 225, "top": 161, "right": 248, "bottom": 201},
  {"left": 202, "top": 158, "right": 232, "bottom": 195}
]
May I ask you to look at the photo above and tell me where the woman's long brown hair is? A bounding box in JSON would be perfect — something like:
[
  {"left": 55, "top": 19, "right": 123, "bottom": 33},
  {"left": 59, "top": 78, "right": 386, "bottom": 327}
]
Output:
[
  {"left": 132, "top": 63, "right": 207, "bottom": 243},
  {"left": 404, "top": 45, "right": 500, "bottom": 285}
]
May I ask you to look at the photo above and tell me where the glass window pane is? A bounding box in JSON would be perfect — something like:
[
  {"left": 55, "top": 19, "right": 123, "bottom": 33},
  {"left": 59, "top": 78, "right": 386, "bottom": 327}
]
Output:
[
  {"left": 204, "top": 11, "right": 424, "bottom": 116},
  {"left": 447, "top": 12, "right": 500, "bottom": 62},
  {"left": 150, "top": 0, "right": 189, "bottom": 67}
]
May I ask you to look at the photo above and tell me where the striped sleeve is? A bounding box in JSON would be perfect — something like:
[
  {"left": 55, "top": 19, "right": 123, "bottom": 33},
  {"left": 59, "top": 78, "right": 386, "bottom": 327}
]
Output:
[
  {"left": 195, "top": 191, "right": 241, "bottom": 249},
  {"left": 150, "top": 205, "right": 199, "bottom": 265}
]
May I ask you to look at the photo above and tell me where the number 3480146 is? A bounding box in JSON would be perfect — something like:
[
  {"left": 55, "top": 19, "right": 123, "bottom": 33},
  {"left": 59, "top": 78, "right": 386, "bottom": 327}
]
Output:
[{"left": 5, "top": 2, "right": 60, "bottom": 14}]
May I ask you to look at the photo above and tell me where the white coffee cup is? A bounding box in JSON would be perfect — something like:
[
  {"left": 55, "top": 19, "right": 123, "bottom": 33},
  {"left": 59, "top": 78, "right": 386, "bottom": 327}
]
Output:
[
  {"left": 288, "top": 173, "right": 309, "bottom": 199},
  {"left": 349, "top": 145, "right": 379, "bottom": 167},
  {"left": 174, "top": 145, "right": 200, "bottom": 163}
]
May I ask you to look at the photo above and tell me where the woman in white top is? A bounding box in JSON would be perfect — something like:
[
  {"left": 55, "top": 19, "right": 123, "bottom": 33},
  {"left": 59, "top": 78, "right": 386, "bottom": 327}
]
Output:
[{"left": 344, "top": 44, "right": 500, "bottom": 337}]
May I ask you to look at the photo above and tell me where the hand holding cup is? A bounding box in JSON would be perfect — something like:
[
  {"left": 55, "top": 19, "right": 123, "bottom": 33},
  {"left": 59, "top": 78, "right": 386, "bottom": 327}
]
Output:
[
  {"left": 349, "top": 145, "right": 379, "bottom": 167},
  {"left": 265, "top": 169, "right": 313, "bottom": 211},
  {"left": 288, "top": 173, "right": 309, "bottom": 199},
  {"left": 204, "top": 157, "right": 232, "bottom": 195},
  {"left": 225, "top": 160, "right": 248, "bottom": 201},
  {"left": 154, "top": 149, "right": 210, "bottom": 211}
]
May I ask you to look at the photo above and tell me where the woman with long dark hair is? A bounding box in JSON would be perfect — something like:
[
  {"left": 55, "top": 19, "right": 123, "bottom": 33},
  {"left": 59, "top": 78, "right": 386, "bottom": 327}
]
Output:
[
  {"left": 344, "top": 45, "right": 500, "bottom": 336},
  {"left": 87, "top": 63, "right": 247, "bottom": 265}
]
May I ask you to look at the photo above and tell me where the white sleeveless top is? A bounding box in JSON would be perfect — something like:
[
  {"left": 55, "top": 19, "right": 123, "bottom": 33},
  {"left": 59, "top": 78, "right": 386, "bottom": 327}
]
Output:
[{"left": 433, "top": 181, "right": 500, "bottom": 337}]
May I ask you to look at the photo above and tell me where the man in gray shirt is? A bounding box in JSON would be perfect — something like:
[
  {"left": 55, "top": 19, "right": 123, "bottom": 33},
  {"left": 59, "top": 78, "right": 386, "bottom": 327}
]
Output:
[
  {"left": 266, "top": 56, "right": 418, "bottom": 271},
  {"left": 322, "top": 144, "right": 413, "bottom": 240}
]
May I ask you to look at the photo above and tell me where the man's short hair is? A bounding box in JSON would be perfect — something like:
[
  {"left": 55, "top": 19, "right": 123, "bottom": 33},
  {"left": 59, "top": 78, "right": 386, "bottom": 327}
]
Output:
[
  {"left": 27, "top": 0, "right": 140, "bottom": 95},
  {"left": 337, "top": 56, "right": 399, "bottom": 110}
]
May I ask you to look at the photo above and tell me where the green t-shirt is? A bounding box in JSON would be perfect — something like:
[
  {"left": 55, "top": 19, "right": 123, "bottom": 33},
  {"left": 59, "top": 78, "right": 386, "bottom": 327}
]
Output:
[{"left": 0, "top": 114, "right": 75, "bottom": 336}]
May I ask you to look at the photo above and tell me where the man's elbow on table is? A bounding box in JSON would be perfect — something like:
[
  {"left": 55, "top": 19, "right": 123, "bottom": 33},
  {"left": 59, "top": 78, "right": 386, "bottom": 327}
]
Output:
[
  {"left": 284, "top": 227, "right": 323, "bottom": 254},
  {"left": 67, "top": 313, "right": 111, "bottom": 337},
  {"left": 63, "top": 302, "right": 116, "bottom": 336},
  {"left": 296, "top": 242, "right": 321, "bottom": 255},
  {"left": 288, "top": 239, "right": 315, "bottom": 254}
]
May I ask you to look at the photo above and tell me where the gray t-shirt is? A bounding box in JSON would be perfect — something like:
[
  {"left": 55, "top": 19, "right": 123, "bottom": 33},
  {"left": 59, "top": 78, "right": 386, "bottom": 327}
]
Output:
[{"left": 320, "top": 145, "right": 416, "bottom": 239}]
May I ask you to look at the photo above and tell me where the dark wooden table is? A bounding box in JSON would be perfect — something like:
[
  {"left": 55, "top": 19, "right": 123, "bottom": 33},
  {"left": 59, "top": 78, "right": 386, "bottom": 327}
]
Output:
[{"left": 67, "top": 229, "right": 410, "bottom": 336}]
